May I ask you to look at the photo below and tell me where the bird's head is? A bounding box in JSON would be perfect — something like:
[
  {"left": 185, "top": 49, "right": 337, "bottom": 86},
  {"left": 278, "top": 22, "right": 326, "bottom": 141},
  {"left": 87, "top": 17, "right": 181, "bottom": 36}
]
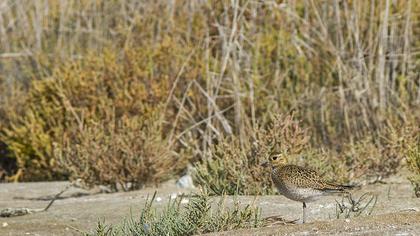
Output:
[{"left": 261, "top": 151, "right": 288, "bottom": 168}]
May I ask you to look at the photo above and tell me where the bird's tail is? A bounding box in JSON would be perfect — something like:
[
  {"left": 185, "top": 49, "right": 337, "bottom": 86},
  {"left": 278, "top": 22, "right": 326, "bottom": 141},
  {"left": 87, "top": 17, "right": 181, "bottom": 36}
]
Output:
[{"left": 320, "top": 183, "right": 357, "bottom": 194}]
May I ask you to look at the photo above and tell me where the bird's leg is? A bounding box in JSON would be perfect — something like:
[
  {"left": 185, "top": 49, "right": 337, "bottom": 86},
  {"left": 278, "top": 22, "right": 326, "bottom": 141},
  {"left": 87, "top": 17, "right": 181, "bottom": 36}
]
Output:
[{"left": 302, "top": 202, "right": 307, "bottom": 223}]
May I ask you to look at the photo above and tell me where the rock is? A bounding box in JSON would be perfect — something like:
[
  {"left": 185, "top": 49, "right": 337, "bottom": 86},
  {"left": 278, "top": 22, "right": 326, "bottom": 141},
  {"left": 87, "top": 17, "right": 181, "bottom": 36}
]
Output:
[{"left": 176, "top": 174, "right": 195, "bottom": 189}]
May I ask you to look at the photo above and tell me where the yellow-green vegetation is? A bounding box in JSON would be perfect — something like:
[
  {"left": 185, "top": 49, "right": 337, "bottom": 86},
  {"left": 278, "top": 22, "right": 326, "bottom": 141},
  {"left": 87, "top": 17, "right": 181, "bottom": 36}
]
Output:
[
  {"left": 0, "top": 1, "right": 419, "bottom": 194},
  {"left": 92, "top": 192, "right": 262, "bottom": 235},
  {"left": 407, "top": 137, "right": 420, "bottom": 197},
  {"left": 2, "top": 49, "right": 186, "bottom": 182},
  {"left": 194, "top": 114, "right": 309, "bottom": 195}
]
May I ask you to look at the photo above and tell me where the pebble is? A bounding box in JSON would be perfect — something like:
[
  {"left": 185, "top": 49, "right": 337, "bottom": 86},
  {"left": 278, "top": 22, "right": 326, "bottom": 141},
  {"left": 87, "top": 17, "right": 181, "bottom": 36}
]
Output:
[{"left": 181, "top": 198, "right": 189, "bottom": 204}]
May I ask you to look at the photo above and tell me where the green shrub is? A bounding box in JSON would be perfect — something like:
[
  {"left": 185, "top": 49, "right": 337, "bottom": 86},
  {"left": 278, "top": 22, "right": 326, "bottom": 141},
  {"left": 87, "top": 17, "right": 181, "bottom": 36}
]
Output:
[
  {"left": 1, "top": 48, "right": 187, "bottom": 182},
  {"left": 300, "top": 124, "right": 419, "bottom": 185},
  {"left": 91, "top": 191, "right": 262, "bottom": 236},
  {"left": 193, "top": 114, "right": 310, "bottom": 195},
  {"left": 193, "top": 116, "right": 418, "bottom": 195},
  {"left": 407, "top": 137, "right": 420, "bottom": 197},
  {"left": 0, "top": 78, "right": 25, "bottom": 180},
  {"left": 55, "top": 107, "right": 183, "bottom": 191},
  {"left": 193, "top": 137, "right": 273, "bottom": 195}
]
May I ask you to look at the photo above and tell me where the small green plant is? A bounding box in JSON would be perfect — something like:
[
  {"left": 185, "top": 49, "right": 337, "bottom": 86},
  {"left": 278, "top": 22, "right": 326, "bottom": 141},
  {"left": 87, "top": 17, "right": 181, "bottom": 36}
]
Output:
[{"left": 90, "top": 191, "right": 262, "bottom": 236}]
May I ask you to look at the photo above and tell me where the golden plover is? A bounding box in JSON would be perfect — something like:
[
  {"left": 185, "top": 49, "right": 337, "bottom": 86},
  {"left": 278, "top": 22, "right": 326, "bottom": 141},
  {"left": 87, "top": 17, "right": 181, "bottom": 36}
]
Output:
[{"left": 261, "top": 152, "right": 352, "bottom": 223}]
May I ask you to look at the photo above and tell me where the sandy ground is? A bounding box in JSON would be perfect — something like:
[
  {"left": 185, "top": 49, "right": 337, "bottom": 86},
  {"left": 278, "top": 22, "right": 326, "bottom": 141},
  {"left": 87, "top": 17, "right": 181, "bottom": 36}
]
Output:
[{"left": 0, "top": 172, "right": 419, "bottom": 235}]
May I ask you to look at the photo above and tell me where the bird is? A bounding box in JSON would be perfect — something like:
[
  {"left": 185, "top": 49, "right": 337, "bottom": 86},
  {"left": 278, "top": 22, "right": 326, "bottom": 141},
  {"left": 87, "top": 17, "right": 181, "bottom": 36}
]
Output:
[{"left": 261, "top": 151, "right": 352, "bottom": 223}]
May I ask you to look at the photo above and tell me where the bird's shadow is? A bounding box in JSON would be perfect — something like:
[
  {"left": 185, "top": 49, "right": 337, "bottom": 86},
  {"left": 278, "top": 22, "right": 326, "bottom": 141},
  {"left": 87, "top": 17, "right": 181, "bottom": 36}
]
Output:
[{"left": 263, "top": 215, "right": 299, "bottom": 227}]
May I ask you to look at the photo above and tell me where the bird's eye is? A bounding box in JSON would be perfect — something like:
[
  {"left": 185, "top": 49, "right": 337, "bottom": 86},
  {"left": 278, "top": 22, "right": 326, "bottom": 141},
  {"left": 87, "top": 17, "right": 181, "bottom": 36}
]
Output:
[{"left": 272, "top": 156, "right": 278, "bottom": 160}]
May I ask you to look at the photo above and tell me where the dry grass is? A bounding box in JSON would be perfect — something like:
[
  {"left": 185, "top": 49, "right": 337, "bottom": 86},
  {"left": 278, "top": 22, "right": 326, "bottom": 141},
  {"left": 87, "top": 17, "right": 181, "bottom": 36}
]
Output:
[{"left": 0, "top": 1, "right": 419, "bottom": 189}]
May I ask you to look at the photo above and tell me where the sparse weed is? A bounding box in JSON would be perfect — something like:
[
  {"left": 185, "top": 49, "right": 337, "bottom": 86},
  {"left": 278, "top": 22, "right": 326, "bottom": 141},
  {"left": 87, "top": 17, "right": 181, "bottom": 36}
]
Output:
[{"left": 334, "top": 193, "right": 378, "bottom": 219}]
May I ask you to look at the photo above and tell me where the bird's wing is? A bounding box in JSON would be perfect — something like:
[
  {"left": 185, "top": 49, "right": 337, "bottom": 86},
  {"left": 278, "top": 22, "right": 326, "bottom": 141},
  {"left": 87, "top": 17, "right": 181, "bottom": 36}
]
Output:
[
  {"left": 282, "top": 165, "right": 325, "bottom": 188},
  {"left": 283, "top": 165, "right": 346, "bottom": 191}
]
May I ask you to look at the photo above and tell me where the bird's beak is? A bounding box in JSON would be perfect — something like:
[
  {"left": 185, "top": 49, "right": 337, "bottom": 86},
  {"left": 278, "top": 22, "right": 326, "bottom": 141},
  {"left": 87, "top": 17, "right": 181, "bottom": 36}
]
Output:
[{"left": 260, "top": 161, "right": 269, "bottom": 168}]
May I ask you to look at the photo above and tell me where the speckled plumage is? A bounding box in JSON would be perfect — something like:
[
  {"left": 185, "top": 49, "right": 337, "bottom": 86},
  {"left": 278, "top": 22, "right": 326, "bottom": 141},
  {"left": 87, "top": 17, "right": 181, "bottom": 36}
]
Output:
[
  {"left": 262, "top": 152, "right": 351, "bottom": 223},
  {"left": 272, "top": 164, "right": 347, "bottom": 202}
]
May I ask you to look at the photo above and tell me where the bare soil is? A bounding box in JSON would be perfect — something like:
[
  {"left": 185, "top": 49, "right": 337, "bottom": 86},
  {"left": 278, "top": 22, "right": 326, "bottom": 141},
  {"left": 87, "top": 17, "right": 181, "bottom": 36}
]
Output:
[
  {"left": 208, "top": 212, "right": 420, "bottom": 236},
  {"left": 0, "top": 171, "right": 419, "bottom": 235}
]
